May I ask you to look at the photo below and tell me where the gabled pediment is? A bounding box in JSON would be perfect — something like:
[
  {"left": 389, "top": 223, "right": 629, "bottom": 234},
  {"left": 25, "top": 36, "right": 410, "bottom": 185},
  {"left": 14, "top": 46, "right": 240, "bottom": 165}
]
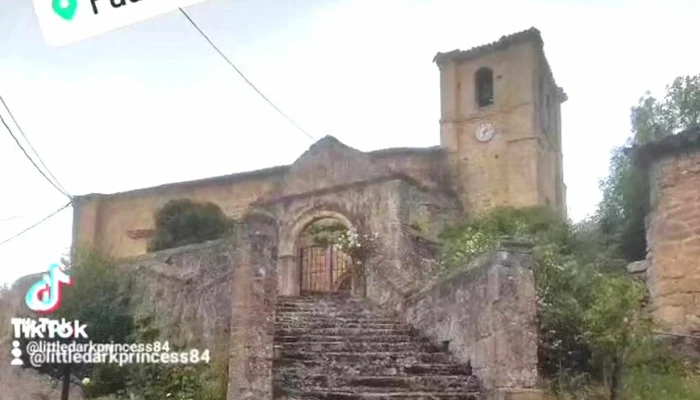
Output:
[{"left": 277, "top": 136, "right": 393, "bottom": 197}]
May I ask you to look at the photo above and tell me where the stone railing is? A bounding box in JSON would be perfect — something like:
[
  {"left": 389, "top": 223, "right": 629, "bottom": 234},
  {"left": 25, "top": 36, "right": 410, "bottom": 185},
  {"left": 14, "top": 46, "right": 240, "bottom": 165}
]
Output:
[{"left": 399, "top": 241, "right": 542, "bottom": 400}]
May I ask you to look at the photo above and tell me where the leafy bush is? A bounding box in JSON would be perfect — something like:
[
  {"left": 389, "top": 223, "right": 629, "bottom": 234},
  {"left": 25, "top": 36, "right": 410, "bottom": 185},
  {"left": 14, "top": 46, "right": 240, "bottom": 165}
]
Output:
[
  {"left": 148, "top": 199, "right": 233, "bottom": 252},
  {"left": 308, "top": 220, "right": 348, "bottom": 247},
  {"left": 123, "top": 316, "right": 227, "bottom": 400},
  {"left": 438, "top": 206, "right": 572, "bottom": 275}
]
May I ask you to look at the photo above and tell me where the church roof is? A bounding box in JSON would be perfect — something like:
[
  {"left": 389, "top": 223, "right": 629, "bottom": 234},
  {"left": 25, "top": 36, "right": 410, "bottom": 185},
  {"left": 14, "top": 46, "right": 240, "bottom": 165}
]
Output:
[
  {"left": 433, "top": 27, "right": 543, "bottom": 65},
  {"left": 76, "top": 138, "right": 442, "bottom": 200},
  {"left": 274, "top": 135, "right": 394, "bottom": 197},
  {"left": 627, "top": 126, "right": 700, "bottom": 168}
]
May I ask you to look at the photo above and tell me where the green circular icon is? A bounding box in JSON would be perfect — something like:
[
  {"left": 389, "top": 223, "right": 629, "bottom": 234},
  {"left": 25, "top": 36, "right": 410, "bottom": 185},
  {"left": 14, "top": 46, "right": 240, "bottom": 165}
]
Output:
[{"left": 52, "top": 0, "right": 78, "bottom": 21}]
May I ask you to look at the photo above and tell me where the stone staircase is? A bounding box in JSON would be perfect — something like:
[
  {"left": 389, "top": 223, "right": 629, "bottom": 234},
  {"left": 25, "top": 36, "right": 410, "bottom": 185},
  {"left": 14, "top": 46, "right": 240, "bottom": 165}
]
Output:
[{"left": 273, "top": 293, "right": 483, "bottom": 400}]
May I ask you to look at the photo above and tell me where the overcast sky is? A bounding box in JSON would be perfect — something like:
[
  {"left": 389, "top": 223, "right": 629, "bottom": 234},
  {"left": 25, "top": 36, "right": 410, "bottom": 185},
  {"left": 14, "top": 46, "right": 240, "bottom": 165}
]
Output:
[{"left": 0, "top": 0, "right": 698, "bottom": 286}]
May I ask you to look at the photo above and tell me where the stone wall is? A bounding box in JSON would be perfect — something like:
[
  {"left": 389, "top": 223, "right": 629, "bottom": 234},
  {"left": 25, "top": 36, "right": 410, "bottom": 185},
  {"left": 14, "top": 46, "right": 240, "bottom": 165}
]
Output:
[
  {"left": 122, "top": 214, "right": 280, "bottom": 400},
  {"left": 643, "top": 145, "right": 700, "bottom": 334},
  {"left": 73, "top": 166, "right": 286, "bottom": 258},
  {"left": 0, "top": 216, "right": 279, "bottom": 400},
  {"left": 369, "top": 147, "right": 450, "bottom": 191},
  {"left": 263, "top": 177, "right": 405, "bottom": 298},
  {"left": 72, "top": 141, "right": 450, "bottom": 261},
  {"left": 118, "top": 212, "right": 280, "bottom": 400},
  {"left": 226, "top": 213, "right": 278, "bottom": 400},
  {"left": 118, "top": 238, "right": 236, "bottom": 353},
  {"left": 401, "top": 243, "right": 540, "bottom": 399},
  {"left": 377, "top": 179, "right": 461, "bottom": 305}
]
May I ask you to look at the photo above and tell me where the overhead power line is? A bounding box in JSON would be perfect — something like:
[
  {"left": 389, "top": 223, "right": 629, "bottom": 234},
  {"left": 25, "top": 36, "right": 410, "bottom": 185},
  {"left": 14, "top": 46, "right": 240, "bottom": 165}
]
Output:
[
  {"left": 0, "top": 109, "right": 72, "bottom": 199},
  {"left": 0, "top": 202, "right": 71, "bottom": 247},
  {"left": 0, "top": 95, "right": 71, "bottom": 196},
  {"left": 178, "top": 8, "right": 315, "bottom": 141}
]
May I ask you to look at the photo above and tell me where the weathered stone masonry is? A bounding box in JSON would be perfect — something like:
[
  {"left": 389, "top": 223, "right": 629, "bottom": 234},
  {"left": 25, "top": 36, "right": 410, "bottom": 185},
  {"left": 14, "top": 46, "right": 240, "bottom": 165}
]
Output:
[
  {"left": 400, "top": 242, "right": 540, "bottom": 399},
  {"left": 630, "top": 127, "right": 700, "bottom": 335}
]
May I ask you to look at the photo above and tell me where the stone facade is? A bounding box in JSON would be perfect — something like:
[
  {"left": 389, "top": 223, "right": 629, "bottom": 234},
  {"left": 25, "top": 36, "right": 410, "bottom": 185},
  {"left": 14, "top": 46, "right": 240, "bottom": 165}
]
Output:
[
  {"left": 72, "top": 27, "right": 566, "bottom": 261},
  {"left": 629, "top": 127, "right": 700, "bottom": 335}
]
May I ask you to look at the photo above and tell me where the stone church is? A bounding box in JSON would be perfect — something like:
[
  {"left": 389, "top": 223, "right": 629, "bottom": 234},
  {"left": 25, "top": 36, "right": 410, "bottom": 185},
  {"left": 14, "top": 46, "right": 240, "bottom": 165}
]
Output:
[
  {"left": 63, "top": 27, "right": 570, "bottom": 399},
  {"left": 72, "top": 27, "right": 566, "bottom": 297}
]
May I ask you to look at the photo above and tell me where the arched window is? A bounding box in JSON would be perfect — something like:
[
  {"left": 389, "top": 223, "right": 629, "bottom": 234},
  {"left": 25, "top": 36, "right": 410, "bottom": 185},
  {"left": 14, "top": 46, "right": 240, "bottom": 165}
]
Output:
[{"left": 475, "top": 67, "right": 494, "bottom": 108}]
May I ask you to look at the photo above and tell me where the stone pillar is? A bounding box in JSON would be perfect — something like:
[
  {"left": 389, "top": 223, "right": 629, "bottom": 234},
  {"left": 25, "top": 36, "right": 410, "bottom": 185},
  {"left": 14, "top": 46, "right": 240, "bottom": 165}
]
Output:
[
  {"left": 646, "top": 153, "right": 700, "bottom": 333},
  {"left": 227, "top": 225, "right": 278, "bottom": 400},
  {"left": 631, "top": 129, "right": 700, "bottom": 335},
  {"left": 278, "top": 255, "right": 298, "bottom": 296}
]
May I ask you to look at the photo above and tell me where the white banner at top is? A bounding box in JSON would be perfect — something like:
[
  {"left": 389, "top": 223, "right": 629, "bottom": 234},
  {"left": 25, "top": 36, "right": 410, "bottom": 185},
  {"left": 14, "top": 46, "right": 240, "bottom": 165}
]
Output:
[{"left": 33, "top": 0, "right": 213, "bottom": 47}]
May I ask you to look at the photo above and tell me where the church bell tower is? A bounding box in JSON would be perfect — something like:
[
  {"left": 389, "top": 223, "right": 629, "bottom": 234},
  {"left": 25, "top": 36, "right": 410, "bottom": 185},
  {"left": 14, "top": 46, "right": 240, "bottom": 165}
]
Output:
[{"left": 435, "top": 28, "right": 567, "bottom": 216}]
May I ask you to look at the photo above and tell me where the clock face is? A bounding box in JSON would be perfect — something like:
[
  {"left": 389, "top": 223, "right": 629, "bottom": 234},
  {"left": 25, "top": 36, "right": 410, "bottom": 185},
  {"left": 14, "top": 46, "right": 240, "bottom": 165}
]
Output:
[{"left": 476, "top": 123, "right": 495, "bottom": 142}]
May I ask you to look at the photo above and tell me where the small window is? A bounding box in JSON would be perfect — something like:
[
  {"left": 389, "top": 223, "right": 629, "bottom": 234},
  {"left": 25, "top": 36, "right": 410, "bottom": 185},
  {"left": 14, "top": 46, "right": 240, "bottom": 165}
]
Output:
[{"left": 475, "top": 67, "right": 494, "bottom": 108}]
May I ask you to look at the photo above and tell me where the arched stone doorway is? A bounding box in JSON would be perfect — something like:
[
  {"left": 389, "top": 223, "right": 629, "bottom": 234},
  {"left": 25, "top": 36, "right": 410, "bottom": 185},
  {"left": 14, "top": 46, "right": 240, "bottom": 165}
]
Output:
[{"left": 295, "top": 217, "right": 354, "bottom": 294}]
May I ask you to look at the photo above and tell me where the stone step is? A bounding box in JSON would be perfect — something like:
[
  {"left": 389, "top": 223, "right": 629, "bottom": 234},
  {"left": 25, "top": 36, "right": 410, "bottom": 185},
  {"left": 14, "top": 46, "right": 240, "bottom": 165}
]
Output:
[
  {"left": 275, "top": 388, "right": 481, "bottom": 400},
  {"left": 277, "top": 299, "right": 369, "bottom": 307},
  {"left": 279, "top": 294, "right": 362, "bottom": 299},
  {"left": 277, "top": 298, "right": 376, "bottom": 305},
  {"left": 277, "top": 299, "right": 368, "bottom": 305},
  {"left": 276, "top": 312, "right": 398, "bottom": 320},
  {"left": 278, "top": 351, "right": 452, "bottom": 364},
  {"left": 274, "top": 335, "right": 426, "bottom": 344},
  {"left": 275, "top": 375, "right": 480, "bottom": 391},
  {"left": 277, "top": 301, "right": 383, "bottom": 306},
  {"left": 274, "top": 361, "right": 471, "bottom": 376},
  {"left": 275, "top": 316, "right": 399, "bottom": 323},
  {"left": 275, "top": 327, "right": 414, "bottom": 336},
  {"left": 275, "top": 322, "right": 406, "bottom": 330},
  {"left": 274, "top": 341, "right": 442, "bottom": 353},
  {"left": 273, "top": 296, "right": 483, "bottom": 400},
  {"left": 275, "top": 307, "right": 388, "bottom": 318}
]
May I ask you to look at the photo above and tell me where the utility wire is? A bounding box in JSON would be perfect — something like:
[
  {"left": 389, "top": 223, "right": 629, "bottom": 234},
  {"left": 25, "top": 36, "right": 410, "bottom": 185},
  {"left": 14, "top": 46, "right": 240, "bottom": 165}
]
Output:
[
  {"left": 0, "top": 216, "right": 20, "bottom": 222},
  {"left": 0, "top": 202, "right": 71, "bottom": 247},
  {"left": 0, "top": 95, "right": 70, "bottom": 196},
  {"left": 178, "top": 7, "right": 315, "bottom": 141},
  {"left": 0, "top": 112, "right": 72, "bottom": 199}
]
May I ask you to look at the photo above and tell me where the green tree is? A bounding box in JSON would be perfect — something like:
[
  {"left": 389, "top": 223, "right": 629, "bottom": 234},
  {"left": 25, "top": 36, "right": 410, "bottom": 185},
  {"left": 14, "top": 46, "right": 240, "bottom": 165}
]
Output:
[
  {"left": 148, "top": 199, "right": 233, "bottom": 252},
  {"left": 597, "top": 73, "right": 700, "bottom": 262},
  {"left": 584, "top": 275, "right": 650, "bottom": 400},
  {"left": 20, "top": 250, "right": 135, "bottom": 399},
  {"left": 631, "top": 75, "right": 700, "bottom": 143},
  {"left": 597, "top": 144, "right": 650, "bottom": 261}
]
